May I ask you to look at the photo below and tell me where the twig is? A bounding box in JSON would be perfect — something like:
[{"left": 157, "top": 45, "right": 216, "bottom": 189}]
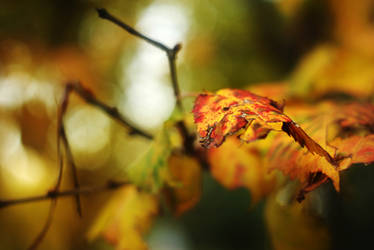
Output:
[
  {"left": 65, "top": 82, "right": 153, "bottom": 139},
  {"left": 25, "top": 9, "right": 193, "bottom": 249},
  {"left": 0, "top": 181, "right": 128, "bottom": 209},
  {"left": 27, "top": 85, "right": 81, "bottom": 250},
  {"left": 59, "top": 85, "right": 83, "bottom": 216},
  {"left": 96, "top": 8, "right": 183, "bottom": 110},
  {"left": 96, "top": 8, "right": 195, "bottom": 154},
  {"left": 27, "top": 79, "right": 152, "bottom": 249},
  {"left": 28, "top": 200, "right": 57, "bottom": 250}
]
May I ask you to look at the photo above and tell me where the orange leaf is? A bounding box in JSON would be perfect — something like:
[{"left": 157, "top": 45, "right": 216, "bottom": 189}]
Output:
[
  {"left": 208, "top": 136, "right": 275, "bottom": 203},
  {"left": 267, "top": 102, "right": 374, "bottom": 201},
  {"left": 193, "top": 88, "right": 335, "bottom": 164},
  {"left": 267, "top": 133, "right": 340, "bottom": 201}
]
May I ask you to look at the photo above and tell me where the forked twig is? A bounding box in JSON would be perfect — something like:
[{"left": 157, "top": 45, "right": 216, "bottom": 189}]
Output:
[
  {"left": 58, "top": 85, "right": 82, "bottom": 216},
  {"left": 96, "top": 8, "right": 195, "bottom": 154},
  {"left": 57, "top": 81, "right": 153, "bottom": 214},
  {"left": 97, "top": 8, "right": 183, "bottom": 109},
  {"left": 27, "top": 85, "right": 79, "bottom": 249},
  {"left": 63, "top": 82, "right": 153, "bottom": 139},
  {"left": 27, "top": 80, "right": 153, "bottom": 249}
]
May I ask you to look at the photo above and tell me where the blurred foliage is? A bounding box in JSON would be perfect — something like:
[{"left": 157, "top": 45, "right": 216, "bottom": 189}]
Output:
[{"left": 0, "top": 0, "right": 374, "bottom": 250}]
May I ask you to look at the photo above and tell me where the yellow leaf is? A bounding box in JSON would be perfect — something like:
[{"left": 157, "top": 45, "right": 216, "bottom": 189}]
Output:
[{"left": 87, "top": 185, "right": 158, "bottom": 250}]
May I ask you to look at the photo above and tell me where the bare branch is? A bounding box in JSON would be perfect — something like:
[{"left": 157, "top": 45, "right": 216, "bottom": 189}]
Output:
[
  {"left": 97, "top": 8, "right": 170, "bottom": 52},
  {"left": 0, "top": 181, "right": 128, "bottom": 209},
  {"left": 58, "top": 84, "right": 82, "bottom": 216},
  {"left": 96, "top": 8, "right": 196, "bottom": 155},
  {"left": 65, "top": 82, "right": 153, "bottom": 139},
  {"left": 28, "top": 200, "right": 57, "bottom": 250},
  {"left": 96, "top": 8, "right": 183, "bottom": 110}
]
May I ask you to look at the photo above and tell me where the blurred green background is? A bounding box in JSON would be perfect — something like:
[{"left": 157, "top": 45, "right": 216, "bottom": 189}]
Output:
[{"left": 1, "top": 0, "right": 374, "bottom": 249}]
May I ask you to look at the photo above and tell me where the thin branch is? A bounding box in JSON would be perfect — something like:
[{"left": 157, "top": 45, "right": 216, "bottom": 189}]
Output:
[
  {"left": 96, "top": 8, "right": 196, "bottom": 154},
  {"left": 97, "top": 8, "right": 170, "bottom": 52},
  {"left": 59, "top": 84, "right": 82, "bottom": 216},
  {"left": 0, "top": 181, "right": 128, "bottom": 209},
  {"left": 96, "top": 8, "right": 183, "bottom": 110},
  {"left": 27, "top": 86, "right": 80, "bottom": 250},
  {"left": 66, "top": 82, "right": 153, "bottom": 139},
  {"left": 28, "top": 200, "right": 57, "bottom": 250},
  {"left": 167, "top": 44, "right": 183, "bottom": 110}
]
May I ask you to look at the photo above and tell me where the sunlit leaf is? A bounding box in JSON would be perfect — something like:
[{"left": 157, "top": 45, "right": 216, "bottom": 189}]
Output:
[{"left": 87, "top": 185, "right": 158, "bottom": 250}]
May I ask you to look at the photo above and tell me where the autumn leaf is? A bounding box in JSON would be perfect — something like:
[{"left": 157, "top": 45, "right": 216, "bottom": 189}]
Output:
[
  {"left": 267, "top": 130, "right": 340, "bottom": 201},
  {"left": 126, "top": 126, "right": 172, "bottom": 192},
  {"left": 192, "top": 88, "right": 335, "bottom": 164},
  {"left": 164, "top": 153, "right": 202, "bottom": 216},
  {"left": 125, "top": 107, "right": 193, "bottom": 192},
  {"left": 87, "top": 185, "right": 159, "bottom": 250},
  {"left": 207, "top": 136, "right": 275, "bottom": 203},
  {"left": 266, "top": 102, "right": 374, "bottom": 201}
]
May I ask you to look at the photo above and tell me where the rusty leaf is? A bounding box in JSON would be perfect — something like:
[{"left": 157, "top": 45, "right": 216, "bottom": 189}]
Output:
[{"left": 193, "top": 88, "right": 335, "bottom": 165}]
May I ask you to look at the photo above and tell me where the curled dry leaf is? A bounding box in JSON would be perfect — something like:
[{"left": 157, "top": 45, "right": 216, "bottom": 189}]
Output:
[
  {"left": 87, "top": 185, "right": 158, "bottom": 250},
  {"left": 192, "top": 88, "right": 335, "bottom": 164}
]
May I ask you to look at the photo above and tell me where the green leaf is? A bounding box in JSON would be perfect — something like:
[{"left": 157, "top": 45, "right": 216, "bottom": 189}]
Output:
[{"left": 126, "top": 125, "right": 172, "bottom": 192}]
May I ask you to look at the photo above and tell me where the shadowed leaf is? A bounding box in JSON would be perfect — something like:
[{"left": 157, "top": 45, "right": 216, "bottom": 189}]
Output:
[
  {"left": 207, "top": 136, "right": 275, "bottom": 203},
  {"left": 164, "top": 154, "right": 202, "bottom": 216}
]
